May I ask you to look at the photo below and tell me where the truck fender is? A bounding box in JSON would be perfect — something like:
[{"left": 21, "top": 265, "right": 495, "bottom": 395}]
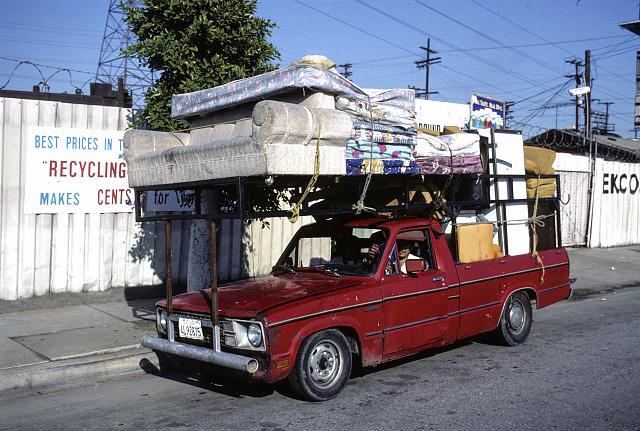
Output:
[
  {"left": 496, "top": 287, "right": 538, "bottom": 329},
  {"left": 282, "top": 315, "right": 366, "bottom": 371}
]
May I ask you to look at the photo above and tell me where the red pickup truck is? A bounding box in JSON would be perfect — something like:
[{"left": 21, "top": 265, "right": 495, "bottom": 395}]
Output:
[{"left": 143, "top": 216, "right": 571, "bottom": 401}]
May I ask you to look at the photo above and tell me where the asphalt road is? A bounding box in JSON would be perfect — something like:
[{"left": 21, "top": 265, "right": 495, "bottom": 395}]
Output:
[{"left": 1, "top": 288, "right": 639, "bottom": 431}]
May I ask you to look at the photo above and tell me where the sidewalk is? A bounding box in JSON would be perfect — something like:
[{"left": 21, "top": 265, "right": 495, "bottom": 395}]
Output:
[{"left": 0, "top": 245, "right": 639, "bottom": 396}]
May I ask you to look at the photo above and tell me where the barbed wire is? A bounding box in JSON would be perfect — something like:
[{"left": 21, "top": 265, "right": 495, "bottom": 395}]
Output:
[
  {"left": 0, "top": 56, "right": 95, "bottom": 93},
  {"left": 523, "top": 127, "right": 640, "bottom": 163}
]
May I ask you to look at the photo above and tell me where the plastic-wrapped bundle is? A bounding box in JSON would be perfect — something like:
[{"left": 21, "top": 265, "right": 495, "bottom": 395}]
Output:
[
  {"left": 414, "top": 132, "right": 482, "bottom": 175},
  {"left": 345, "top": 159, "right": 420, "bottom": 175}
]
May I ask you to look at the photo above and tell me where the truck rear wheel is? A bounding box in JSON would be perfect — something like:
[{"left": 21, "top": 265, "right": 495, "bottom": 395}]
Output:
[
  {"left": 495, "top": 291, "right": 532, "bottom": 346},
  {"left": 288, "top": 329, "right": 352, "bottom": 401}
]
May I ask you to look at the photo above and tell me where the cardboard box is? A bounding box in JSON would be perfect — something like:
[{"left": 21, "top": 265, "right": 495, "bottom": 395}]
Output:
[{"left": 457, "top": 222, "right": 494, "bottom": 263}]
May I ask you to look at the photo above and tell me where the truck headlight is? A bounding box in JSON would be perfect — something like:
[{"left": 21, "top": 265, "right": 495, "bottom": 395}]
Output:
[
  {"left": 222, "top": 319, "right": 265, "bottom": 351},
  {"left": 247, "top": 323, "right": 262, "bottom": 347}
]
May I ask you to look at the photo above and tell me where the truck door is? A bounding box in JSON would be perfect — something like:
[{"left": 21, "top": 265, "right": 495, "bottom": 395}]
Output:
[
  {"left": 456, "top": 259, "right": 502, "bottom": 339},
  {"left": 381, "top": 229, "right": 449, "bottom": 358}
]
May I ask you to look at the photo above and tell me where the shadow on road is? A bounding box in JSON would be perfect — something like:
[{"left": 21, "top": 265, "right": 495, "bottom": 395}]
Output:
[{"left": 138, "top": 356, "right": 275, "bottom": 399}]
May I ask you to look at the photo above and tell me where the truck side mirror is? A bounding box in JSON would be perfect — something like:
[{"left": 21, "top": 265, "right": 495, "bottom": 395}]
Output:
[{"left": 405, "top": 259, "right": 426, "bottom": 273}]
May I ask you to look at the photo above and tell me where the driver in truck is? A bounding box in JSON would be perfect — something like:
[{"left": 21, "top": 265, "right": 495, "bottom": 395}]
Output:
[{"left": 396, "top": 239, "right": 421, "bottom": 274}]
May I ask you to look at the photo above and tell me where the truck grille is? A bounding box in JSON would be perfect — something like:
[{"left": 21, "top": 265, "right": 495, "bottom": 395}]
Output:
[{"left": 168, "top": 312, "right": 234, "bottom": 348}]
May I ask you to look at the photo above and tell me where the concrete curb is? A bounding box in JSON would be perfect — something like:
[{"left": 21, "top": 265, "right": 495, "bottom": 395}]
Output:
[{"left": 0, "top": 345, "right": 159, "bottom": 396}]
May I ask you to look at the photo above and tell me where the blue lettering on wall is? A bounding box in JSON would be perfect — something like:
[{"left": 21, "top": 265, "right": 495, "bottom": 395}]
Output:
[{"left": 40, "top": 192, "right": 81, "bottom": 205}]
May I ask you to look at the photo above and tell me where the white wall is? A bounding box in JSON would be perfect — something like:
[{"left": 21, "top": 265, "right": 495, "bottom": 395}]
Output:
[
  {"left": 589, "top": 159, "right": 640, "bottom": 248},
  {"left": 0, "top": 96, "right": 308, "bottom": 300},
  {"left": 0, "top": 97, "right": 191, "bottom": 300}
]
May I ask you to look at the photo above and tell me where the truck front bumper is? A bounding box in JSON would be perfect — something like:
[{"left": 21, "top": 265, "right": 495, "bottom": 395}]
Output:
[{"left": 141, "top": 336, "right": 259, "bottom": 374}]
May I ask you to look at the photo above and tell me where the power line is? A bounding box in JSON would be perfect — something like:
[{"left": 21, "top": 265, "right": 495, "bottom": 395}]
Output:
[
  {"left": 353, "top": 0, "right": 550, "bottom": 87},
  {"left": 0, "top": 20, "right": 102, "bottom": 35},
  {"left": 349, "top": 35, "right": 629, "bottom": 66},
  {"left": 438, "top": 35, "right": 630, "bottom": 53},
  {"left": 413, "top": 0, "right": 567, "bottom": 76},
  {"left": 593, "top": 44, "right": 640, "bottom": 62},
  {"left": 0, "top": 36, "right": 100, "bottom": 51},
  {"left": 513, "top": 80, "right": 573, "bottom": 127},
  {"left": 293, "top": 0, "right": 420, "bottom": 57},
  {"left": 0, "top": 56, "right": 95, "bottom": 75},
  {"left": 464, "top": 0, "right": 636, "bottom": 97}
]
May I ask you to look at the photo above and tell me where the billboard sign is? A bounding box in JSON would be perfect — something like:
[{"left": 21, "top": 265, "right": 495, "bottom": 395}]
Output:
[
  {"left": 470, "top": 94, "right": 505, "bottom": 129},
  {"left": 25, "top": 126, "right": 133, "bottom": 214},
  {"left": 415, "top": 99, "right": 469, "bottom": 134}
]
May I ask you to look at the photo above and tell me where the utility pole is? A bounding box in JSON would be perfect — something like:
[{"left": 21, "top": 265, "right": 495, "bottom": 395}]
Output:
[
  {"left": 408, "top": 85, "right": 427, "bottom": 99},
  {"left": 599, "top": 101, "right": 614, "bottom": 133},
  {"left": 565, "top": 58, "right": 583, "bottom": 131},
  {"left": 504, "top": 101, "right": 515, "bottom": 129},
  {"left": 338, "top": 63, "right": 353, "bottom": 80},
  {"left": 415, "top": 39, "right": 441, "bottom": 100},
  {"left": 584, "top": 50, "right": 592, "bottom": 137}
]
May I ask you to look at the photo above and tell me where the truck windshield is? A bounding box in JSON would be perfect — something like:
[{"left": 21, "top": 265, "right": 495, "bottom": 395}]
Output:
[{"left": 274, "top": 225, "right": 388, "bottom": 276}]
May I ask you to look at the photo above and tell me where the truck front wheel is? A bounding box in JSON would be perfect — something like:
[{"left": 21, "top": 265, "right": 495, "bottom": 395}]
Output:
[
  {"left": 495, "top": 291, "right": 532, "bottom": 346},
  {"left": 288, "top": 329, "right": 352, "bottom": 401}
]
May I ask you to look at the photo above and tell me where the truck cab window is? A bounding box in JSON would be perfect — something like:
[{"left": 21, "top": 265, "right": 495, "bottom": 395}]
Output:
[
  {"left": 276, "top": 225, "right": 388, "bottom": 276},
  {"left": 387, "top": 230, "right": 435, "bottom": 275}
]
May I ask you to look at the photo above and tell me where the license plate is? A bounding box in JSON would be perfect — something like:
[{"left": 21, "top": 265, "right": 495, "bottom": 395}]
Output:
[{"left": 178, "top": 317, "right": 204, "bottom": 340}]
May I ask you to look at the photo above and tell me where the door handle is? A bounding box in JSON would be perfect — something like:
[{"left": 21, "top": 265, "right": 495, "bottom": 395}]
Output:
[{"left": 432, "top": 275, "right": 444, "bottom": 282}]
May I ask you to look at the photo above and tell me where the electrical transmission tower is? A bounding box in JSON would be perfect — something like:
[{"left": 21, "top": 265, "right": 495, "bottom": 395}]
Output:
[{"left": 95, "top": 0, "right": 154, "bottom": 110}]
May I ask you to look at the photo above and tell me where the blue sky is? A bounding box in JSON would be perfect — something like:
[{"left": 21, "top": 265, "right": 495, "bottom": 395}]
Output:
[{"left": 1, "top": 0, "right": 639, "bottom": 137}]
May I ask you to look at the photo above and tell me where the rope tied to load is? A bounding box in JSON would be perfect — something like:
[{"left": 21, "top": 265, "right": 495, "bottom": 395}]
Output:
[
  {"left": 530, "top": 174, "right": 546, "bottom": 284},
  {"left": 288, "top": 124, "right": 321, "bottom": 223},
  {"left": 353, "top": 94, "right": 376, "bottom": 214}
]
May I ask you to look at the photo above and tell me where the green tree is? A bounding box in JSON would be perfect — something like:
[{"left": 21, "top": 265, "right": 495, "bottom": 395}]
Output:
[{"left": 124, "top": 0, "right": 280, "bottom": 130}]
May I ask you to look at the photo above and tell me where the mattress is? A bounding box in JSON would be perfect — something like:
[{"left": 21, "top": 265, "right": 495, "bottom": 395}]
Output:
[
  {"left": 125, "top": 101, "right": 353, "bottom": 187},
  {"left": 172, "top": 64, "right": 416, "bottom": 122},
  {"left": 172, "top": 65, "right": 367, "bottom": 119}
]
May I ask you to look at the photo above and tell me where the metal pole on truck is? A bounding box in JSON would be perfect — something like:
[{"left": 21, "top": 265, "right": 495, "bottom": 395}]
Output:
[
  {"left": 164, "top": 221, "right": 175, "bottom": 341},
  {"left": 209, "top": 219, "right": 221, "bottom": 351},
  {"left": 489, "top": 129, "right": 505, "bottom": 252}
]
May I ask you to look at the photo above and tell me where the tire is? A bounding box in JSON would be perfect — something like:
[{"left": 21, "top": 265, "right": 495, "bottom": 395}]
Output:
[
  {"left": 495, "top": 291, "right": 532, "bottom": 346},
  {"left": 288, "top": 329, "right": 352, "bottom": 401}
]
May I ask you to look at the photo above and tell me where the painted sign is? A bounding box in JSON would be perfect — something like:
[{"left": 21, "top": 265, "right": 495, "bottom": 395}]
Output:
[
  {"left": 589, "top": 159, "right": 640, "bottom": 247},
  {"left": 470, "top": 94, "right": 505, "bottom": 130},
  {"left": 415, "top": 99, "right": 469, "bottom": 134},
  {"left": 25, "top": 126, "right": 133, "bottom": 214},
  {"left": 144, "top": 190, "right": 195, "bottom": 212}
]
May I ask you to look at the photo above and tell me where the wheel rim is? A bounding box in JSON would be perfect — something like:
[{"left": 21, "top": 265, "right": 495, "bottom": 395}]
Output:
[
  {"left": 308, "top": 340, "right": 342, "bottom": 389},
  {"left": 508, "top": 299, "right": 526, "bottom": 334}
]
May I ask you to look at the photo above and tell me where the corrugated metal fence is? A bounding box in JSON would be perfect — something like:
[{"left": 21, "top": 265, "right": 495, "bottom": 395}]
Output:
[
  {"left": 6, "top": 97, "right": 635, "bottom": 300},
  {"left": 554, "top": 153, "right": 640, "bottom": 248},
  {"left": 1, "top": 98, "right": 170, "bottom": 299},
  {"left": 0, "top": 96, "right": 308, "bottom": 300},
  {"left": 589, "top": 159, "right": 640, "bottom": 248},
  {"left": 554, "top": 153, "right": 590, "bottom": 246}
]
